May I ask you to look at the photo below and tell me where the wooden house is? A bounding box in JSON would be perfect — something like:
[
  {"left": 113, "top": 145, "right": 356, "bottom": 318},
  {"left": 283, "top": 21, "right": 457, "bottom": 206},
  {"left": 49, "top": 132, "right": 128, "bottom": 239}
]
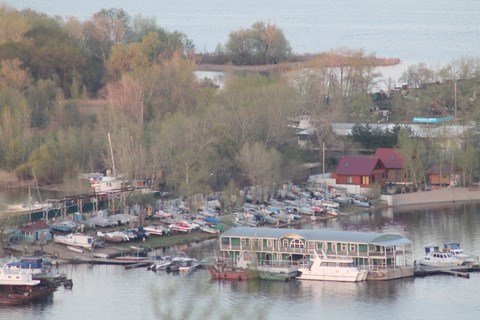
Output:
[
  {"left": 18, "top": 220, "right": 51, "bottom": 242},
  {"left": 374, "top": 148, "right": 407, "bottom": 184},
  {"left": 334, "top": 156, "right": 387, "bottom": 187},
  {"left": 428, "top": 163, "right": 456, "bottom": 188}
]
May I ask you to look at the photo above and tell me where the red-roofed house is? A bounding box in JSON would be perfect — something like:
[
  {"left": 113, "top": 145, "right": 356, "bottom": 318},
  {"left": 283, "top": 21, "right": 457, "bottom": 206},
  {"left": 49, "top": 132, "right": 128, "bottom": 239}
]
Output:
[
  {"left": 334, "top": 156, "right": 386, "bottom": 187},
  {"left": 18, "top": 220, "right": 51, "bottom": 242},
  {"left": 374, "top": 148, "right": 407, "bottom": 184}
]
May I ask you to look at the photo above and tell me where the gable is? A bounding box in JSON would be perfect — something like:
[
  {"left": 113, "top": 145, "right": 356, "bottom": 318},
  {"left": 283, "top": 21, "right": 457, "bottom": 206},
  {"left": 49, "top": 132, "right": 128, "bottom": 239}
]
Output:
[
  {"left": 375, "top": 148, "right": 405, "bottom": 169},
  {"left": 335, "top": 156, "right": 385, "bottom": 176}
]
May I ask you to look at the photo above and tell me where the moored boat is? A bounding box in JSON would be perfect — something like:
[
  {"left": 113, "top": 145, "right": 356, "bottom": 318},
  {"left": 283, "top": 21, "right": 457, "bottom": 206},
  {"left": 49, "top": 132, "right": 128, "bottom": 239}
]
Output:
[
  {"left": 418, "top": 246, "right": 464, "bottom": 267},
  {"left": 179, "top": 258, "right": 200, "bottom": 272},
  {"left": 255, "top": 262, "right": 300, "bottom": 281},
  {"left": 0, "top": 264, "right": 56, "bottom": 305},
  {"left": 443, "top": 242, "right": 479, "bottom": 265},
  {"left": 208, "top": 257, "right": 253, "bottom": 281},
  {"left": 297, "top": 250, "right": 368, "bottom": 282}
]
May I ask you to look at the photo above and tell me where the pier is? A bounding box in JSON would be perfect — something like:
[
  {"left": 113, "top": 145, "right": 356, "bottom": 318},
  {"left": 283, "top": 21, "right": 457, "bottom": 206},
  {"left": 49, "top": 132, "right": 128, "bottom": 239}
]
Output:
[{"left": 414, "top": 265, "right": 480, "bottom": 279}]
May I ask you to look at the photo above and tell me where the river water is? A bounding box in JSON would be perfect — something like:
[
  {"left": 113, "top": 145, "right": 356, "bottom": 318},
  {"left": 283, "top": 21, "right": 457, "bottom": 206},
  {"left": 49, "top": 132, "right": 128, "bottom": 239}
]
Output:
[
  {"left": 9, "top": 0, "right": 480, "bottom": 67},
  {"left": 2, "top": 200, "right": 480, "bottom": 320}
]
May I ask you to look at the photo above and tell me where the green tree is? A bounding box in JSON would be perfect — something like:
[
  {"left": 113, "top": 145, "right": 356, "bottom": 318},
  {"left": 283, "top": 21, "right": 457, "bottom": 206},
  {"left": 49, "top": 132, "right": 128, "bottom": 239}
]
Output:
[
  {"left": 397, "top": 129, "right": 427, "bottom": 190},
  {"left": 226, "top": 21, "right": 291, "bottom": 65}
]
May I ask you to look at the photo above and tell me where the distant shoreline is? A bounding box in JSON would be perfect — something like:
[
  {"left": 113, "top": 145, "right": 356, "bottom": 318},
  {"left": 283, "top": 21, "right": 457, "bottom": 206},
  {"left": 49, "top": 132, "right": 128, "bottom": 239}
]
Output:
[{"left": 195, "top": 54, "right": 401, "bottom": 73}]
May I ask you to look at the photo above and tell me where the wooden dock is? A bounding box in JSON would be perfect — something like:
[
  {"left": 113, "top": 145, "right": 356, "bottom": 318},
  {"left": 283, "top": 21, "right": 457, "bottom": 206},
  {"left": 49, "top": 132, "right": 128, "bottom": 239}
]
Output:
[{"left": 414, "top": 265, "right": 480, "bottom": 278}]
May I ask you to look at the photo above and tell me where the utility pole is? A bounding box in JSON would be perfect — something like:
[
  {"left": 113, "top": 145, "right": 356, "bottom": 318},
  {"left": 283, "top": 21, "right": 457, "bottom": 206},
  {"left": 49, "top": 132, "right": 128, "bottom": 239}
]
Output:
[{"left": 454, "top": 80, "right": 457, "bottom": 125}]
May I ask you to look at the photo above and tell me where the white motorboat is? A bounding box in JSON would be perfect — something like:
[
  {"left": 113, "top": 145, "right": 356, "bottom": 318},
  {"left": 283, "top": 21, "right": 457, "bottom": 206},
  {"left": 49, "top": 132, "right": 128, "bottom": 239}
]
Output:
[
  {"left": 149, "top": 256, "right": 173, "bottom": 271},
  {"left": 53, "top": 233, "right": 94, "bottom": 250},
  {"left": 179, "top": 258, "right": 200, "bottom": 272},
  {"left": 297, "top": 250, "right": 368, "bottom": 282},
  {"left": 443, "top": 243, "right": 479, "bottom": 265},
  {"left": 418, "top": 246, "right": 464, "bottom": 267},
  {"left": 144, "top": 224, "right": 170, "bottom": 236}
]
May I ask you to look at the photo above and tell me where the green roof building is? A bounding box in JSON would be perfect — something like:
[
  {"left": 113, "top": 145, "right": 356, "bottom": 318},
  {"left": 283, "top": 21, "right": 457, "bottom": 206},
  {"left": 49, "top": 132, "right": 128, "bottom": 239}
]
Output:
[{"left": 219, "top": 227, "right": 414, "bottom": 280}]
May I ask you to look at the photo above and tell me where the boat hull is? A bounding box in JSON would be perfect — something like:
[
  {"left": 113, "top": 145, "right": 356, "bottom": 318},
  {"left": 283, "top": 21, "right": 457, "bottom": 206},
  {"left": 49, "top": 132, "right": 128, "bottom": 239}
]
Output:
[
  {"left": 208, "top": 266, "right": 253, "bottom": 281},
  {"left": 297, "top": 269, "right": 364, "bottom": 282}
]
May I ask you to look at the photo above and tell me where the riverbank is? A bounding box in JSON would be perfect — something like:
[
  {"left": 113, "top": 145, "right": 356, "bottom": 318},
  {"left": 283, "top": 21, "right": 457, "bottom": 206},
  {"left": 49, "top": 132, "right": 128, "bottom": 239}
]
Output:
[{"left": 390, "top": 187, "right": 480, "bottom": 208}]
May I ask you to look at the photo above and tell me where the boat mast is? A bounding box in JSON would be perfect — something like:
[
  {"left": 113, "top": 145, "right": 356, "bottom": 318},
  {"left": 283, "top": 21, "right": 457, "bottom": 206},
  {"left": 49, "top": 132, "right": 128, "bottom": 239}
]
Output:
[{"left": 108, "top": 132, "right": 116, "bottom": 177}]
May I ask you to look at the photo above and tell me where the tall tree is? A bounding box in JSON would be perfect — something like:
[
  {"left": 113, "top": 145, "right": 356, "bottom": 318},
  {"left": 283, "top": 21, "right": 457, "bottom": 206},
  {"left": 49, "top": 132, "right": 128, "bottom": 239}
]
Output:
[{"left": 226, "top": 21, "right": 291, "bottom": 65}]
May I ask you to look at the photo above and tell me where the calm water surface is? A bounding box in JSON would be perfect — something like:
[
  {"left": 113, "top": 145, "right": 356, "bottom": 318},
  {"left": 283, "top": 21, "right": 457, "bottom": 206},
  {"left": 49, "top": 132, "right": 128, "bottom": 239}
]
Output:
[
  {"left": 2, "top": 201, "right": 480, "bottom": 320},
  {"left": 9, "top": 0, "right": 480, "bottom": 66}
]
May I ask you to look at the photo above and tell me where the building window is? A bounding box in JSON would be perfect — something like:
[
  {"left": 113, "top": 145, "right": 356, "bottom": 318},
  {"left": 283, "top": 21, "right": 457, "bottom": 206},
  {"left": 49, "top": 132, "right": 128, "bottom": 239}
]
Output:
[
  {"left": 350, "top": 244, "right": 356, "bottom": 252},
  {"left": 267, "top": 239, "right": 273, "bottom": 247},
  {"left": 341, "top": 243, "right": 347, "bottom": 251},
  {"left": 241, "top": 239, "right": 246, "bottom": 247},
  {"left": 362, "top": 176, "right": 370, "bottom": 185},
  {"left": 283, "top": 239, "right": 289, "bottom": 247},
  {"left": 346, "top": 176, "right": 353, "bottom": 184},
  {"left": 290, "top": 239, "right": 304, "bottom": 248}
]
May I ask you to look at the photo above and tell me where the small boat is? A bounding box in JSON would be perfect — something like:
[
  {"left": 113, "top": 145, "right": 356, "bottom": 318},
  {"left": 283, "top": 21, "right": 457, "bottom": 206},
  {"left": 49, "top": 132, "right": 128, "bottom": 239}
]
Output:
[
  {"left": 255, "top": 262, "right": 300, "bottom": 281},
  {"left": 50, "top": 220, "right": 76, "bottom": 233},
  {"left": 168, "top": 221, "right": 199, "bottom": 233},
  {"left": 418, "top": 246, "right": 464, "bottom": 267},
  {"left": 352, "top": 198, "right": 371, "bottom": 207},
  {"left": 144, "top": 224, "right": 170, "bottom": 236},
  {"left": 97, "top": 231, "right": 129, "bottom": 243},
  {"left": 3, "top": 256, "right": 53, "bottom": 276},
  {"left": 166, "top": 252, "right": 191, "bottom": 272},
  {"left": 443, "top": 243, "right": 479, "bottom": 265},
  {"left": 297, "top": 250, "right": 368, "bottom": 282},
  {"left": 334, "top": 195, "right": 352, "bottom": 205},
  {"left": 208, "top": 257, "right": 253, "bottom": 281},
  {"left": 179, "top": 258, "right": 200, "bottom": 272},
  {"left": 200, "top": 224, "right": 220, "bottom": 234},
  {"left": 149, "top": 256, "right": 173, "bottom": 271},
  {"left": 53, "top": 233, "right": 94, "bottom": 250}
]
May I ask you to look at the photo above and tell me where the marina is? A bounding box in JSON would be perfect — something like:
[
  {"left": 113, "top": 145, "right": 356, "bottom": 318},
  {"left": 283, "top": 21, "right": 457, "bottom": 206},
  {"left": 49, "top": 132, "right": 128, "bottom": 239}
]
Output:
[{"left": 2, "top": 196, "right": 480, "bottom": 318}]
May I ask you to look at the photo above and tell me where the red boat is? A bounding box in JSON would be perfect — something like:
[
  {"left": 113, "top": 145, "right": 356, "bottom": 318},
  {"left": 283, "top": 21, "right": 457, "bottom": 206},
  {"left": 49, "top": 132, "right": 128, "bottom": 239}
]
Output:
[{"left": 207, "top": 258, "right": 255, "bottom": 281}]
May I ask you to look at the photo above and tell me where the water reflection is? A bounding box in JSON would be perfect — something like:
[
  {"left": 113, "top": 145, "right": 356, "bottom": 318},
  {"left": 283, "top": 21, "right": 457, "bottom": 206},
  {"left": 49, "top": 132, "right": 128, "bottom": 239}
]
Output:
[{"left": 4, "top": 201, "right": 480, "bottom": 319}]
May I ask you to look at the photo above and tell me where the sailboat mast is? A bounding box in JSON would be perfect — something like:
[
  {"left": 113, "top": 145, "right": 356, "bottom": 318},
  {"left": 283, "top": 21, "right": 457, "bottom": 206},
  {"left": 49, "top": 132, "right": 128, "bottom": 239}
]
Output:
[{"left": 108, "top": 132, "right": 116, "bottom": 177}]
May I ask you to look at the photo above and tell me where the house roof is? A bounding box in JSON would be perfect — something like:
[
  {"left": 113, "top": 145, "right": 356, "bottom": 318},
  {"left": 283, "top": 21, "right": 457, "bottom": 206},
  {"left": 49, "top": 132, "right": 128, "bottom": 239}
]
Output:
[
  {"left": 335, "top": 156, "right": 385, "bottom": 176},
  {"left": 375, "top": 148, "right": 405, "bottom": 169},
  {"left": 221, "top": 227, "right": 411, "bottom": 246},
  {"left": 19, "top": 220, "right": 49, "bottom": 232}
]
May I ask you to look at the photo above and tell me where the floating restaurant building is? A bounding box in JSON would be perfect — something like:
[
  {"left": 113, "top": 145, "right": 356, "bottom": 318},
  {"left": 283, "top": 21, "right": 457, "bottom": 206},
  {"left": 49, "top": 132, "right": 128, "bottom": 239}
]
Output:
[{"left": 219, "top": 227, "right": 414, "bottom": 280}]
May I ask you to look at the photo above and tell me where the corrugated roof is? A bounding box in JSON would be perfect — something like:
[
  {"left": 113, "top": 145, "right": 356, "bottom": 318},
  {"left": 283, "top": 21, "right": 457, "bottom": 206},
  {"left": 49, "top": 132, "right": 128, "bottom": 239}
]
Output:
[
  {"left": 375, "top": 148, "right": 405, "bottom": 169},
  {"left": 221, "top": 227, "right": 411, "bottom": 246},
  {"left": 335, "top": 156, "right": 384, "bottom": 176}
]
